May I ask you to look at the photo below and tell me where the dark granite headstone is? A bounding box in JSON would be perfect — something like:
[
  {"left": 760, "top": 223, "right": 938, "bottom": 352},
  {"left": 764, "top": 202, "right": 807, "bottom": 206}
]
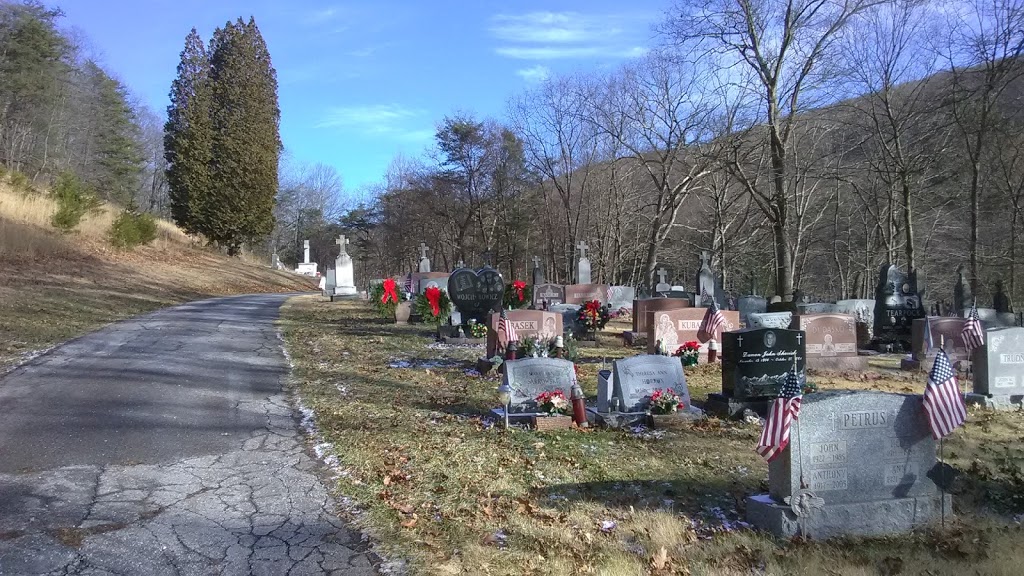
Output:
[
  {"left": 994, "top": 279, "right": 1013, "bottom": 313},
  {"left": 532, "top": 283, "right": 565, "bottom": 308},
  {"left": 448, "top": 266, "right": 504, "bottom": 321},
  {"left": 721, "top": 328, "right": 806, "bottom": 400},
  {"left": 873, "top": 264, "right": 925, "bottom": 345},
  {"left": 953, "top": 265, "right": 972, "bottom": 315},
  {"left": 502, "top": 357, "right": 577, "bottom": 413},
  {"left": 747, "top": 391, "right": 949, "bottom": 539}
]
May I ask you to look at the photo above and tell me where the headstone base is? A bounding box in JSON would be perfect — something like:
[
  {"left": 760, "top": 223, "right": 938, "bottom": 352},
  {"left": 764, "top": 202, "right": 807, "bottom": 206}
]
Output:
[
  {"left": 745, "top": 493, "right": 951, "bottom": 540},
  {"left": 332, "top": 286, "right": 359, "bottom": 298},
  {"left": 440, "top": 337, "right": 486, "bottom": 346},
  {"left": 965, "top": 393, "right": 1024, "bottom": 410},
  {"left": 490, "top": 408, "right": 538, "bottom": 427},
  {"left": 587, "top": 409, "right": 648, "bottom": 429},
  {"left": 704, "top": 394, "right": 772, "bottom": 420},
  {"left": 806, "top": 357, "right": 869, "bottom": 372}
]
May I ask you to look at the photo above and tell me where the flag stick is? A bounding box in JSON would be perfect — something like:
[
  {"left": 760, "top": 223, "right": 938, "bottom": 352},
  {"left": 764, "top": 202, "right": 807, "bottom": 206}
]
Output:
[{"left": 939, "top": 435, "right": 946, "bottom": 528}]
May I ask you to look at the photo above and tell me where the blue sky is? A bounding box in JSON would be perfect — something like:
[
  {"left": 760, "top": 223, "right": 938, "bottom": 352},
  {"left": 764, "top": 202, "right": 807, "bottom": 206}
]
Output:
[{"left": 58, "top": 0, "right": 668, "bottom": 195}]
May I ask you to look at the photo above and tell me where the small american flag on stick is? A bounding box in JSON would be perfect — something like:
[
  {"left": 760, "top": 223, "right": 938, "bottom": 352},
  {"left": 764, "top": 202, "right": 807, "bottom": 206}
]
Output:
[
  {"left": 923, "top": 349, "right": 966, "bottom": 440},
  {"left": 961, "top": 303, "right": 984, "bottom": 353},
  {"left": 756, "top": 364, "right": 803, "bottom": 463},
  {"left": 697, "top": 288, "right": 725, "bottom": 341},
  {"left": 498, "top": 310, "right": 518, "bottom": 345}
]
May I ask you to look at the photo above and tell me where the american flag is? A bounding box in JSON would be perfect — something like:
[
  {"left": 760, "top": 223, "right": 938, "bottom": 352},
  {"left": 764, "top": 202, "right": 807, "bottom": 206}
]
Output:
[
  {"left": 961, "top": 304, "right": 984, "bottom": 353},
  {"left": 923, "top": 349, "right": 966, "bottom": 440},
  {"left": 756, "top": 366, "right": 803, "bottom": 463},
  {"left": 403, "top": 274, "right": 413, "bottom": 294},
  {"left": 498, "top": 310, "right": 518, "bottom": 344},
  {"left": 697, "top": 288, "right": 725, "bottom": 341}
]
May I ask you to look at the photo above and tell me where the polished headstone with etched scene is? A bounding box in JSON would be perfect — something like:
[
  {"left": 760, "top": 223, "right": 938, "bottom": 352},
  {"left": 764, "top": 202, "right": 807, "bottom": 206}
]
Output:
[
  {"left": 967, "top": 327, "right": 1024, "bottom": 410},
  {"left": 746, "top": 391, "right": 950, "bottom": 539},
  {"left": 722, "top": 328, "right": 806, "bottom": 400},
  {"left": 873, "top": 264, "right": 926, "bottom": 347},
  {"left": 706, "top": 328, "right": 806, "bottom": 419},
  {"left": 791, "top": 314, "right": 866, "bottom": 371},
  {"left": 448, "top": 266, "right": 504, "bottom": 323}
]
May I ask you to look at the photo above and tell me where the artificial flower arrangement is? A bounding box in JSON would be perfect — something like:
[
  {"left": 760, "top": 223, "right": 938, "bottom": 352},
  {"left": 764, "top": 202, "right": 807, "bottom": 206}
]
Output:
[
  {"left": 413, "top": 286, "right": 452, "bottom": 324},
  {"left": 576, "top": 300, "right": 611, "bottom": 334},
  {"left": 648, "top": 388, "right": 686, "bottom": 415},
  {"left": 371, "top": 278, "right": 401, "bottom": 319},
  {"left": 674, "top": 340, "right": 701, "bottom": 366},
  {"left": 535, "top": 389, "right": 571, "bottom": 415},
  {"left": 503, "top": 280, "right": 532, "bottom": 310},
  {"left": 465, "top": 319, "right": 488, "bottom": 339}
]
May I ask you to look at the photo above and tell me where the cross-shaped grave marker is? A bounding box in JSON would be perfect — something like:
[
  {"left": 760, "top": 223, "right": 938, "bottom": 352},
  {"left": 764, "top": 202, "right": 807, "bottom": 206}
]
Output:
[
  {"left": 336, "top": 235, "right": 349, "bottom": 254},
  {"left": 419, "top": 242, "right": 429, "bottom": 260},
  {"left": 576, "top": 241, "right": 589, "bottom": 259},
  {"left": 657, "top": 267, "right": 668, "bottom": 285},
  {"left": 532, "top": 256, "right": 541, "bottom": 269}
]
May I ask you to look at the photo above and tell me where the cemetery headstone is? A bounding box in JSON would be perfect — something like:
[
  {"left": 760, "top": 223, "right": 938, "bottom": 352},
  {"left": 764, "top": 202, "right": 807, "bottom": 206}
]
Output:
[
  {"left": 416, "top": 272, "right": 450, "bottom": 294},
  {"left": 296, "top": 239, "right": 319, "bottom": 276},
  {"left": 487, "top": 310, "right": 563, "bottom": 357},
  {"left": 695, "top": 251, "right": 716, "bottom": 305},
  {"left": 418, "top": 242, "right": 431, "bottom": 273},
  {"left": 646, "top": 307, "right": 740, "bottom": 355},
  {"left": 606, "top": 286, "right": 636, "bottom": 311},
  {"left": 747, "top": 391, "right": 950, "bottom": 539},
  {"left": 271, "top": 253, "right": 280, "bottom": 269},
  {"left": 564, "top": 284, "right": 609, "bottom": 305},
  {"left": 333, "top": 235, "right": 358, "bottom": 298},
  {"left": 612, "top": 354, "right": 691, "bottom": 413},
  {"left": 953, "top": 264, "right": 971, "bottom": 315},
  {"left": 738, "top": 295, "right": 768, "bottom": 328},
  {"left": 836, "top": 299, "right": 876, "bottom": 346},
  {"left": 707, "top": 328, "right": 806, "bottom": 418},
  {"left": 576, "top": 241, "right": 591, "bottom": 284},
  {"left": 873, "top": 263, "right": 925, "bottom": 347},
  {"left": 632, "top": 298, "right": 691, "bottom": 335},
  {"left": 797, "top": 303, "right": 838, "bottom": 315},
  {"left": 748, "top": 311, "right": 793, "bottom": 329},
  {"left": 654, "top": 266, "right": 672, "bottom": 294},
  {"left": 448, "top": 266, "right": 504, "bottom": 323},
  {"left": 324, "top": 268, "right": 337, "bottom": 297},
  {"left": 904, "top": 317, "right": 968, "bottom": 371},
  {"left": 499, "top": 357, "right": 577, "bottom": 416},
  {"left": 974, "top": 306, "right": 1017, "bottom": 329},
  {"left": 532, "top": 283, "right": 565, "bottom": 308},
  {"left": 966, "top": 326, "right": 1024, "bottom": 409},
  {"left": 791, "top": 314, "right": 866, "bottom": 371},
  {"left": 994, "top": 279, "right": 1013, "bottom": 313},
  {"left": 531, "top": 256, "right": 545, "bottom": 285}
]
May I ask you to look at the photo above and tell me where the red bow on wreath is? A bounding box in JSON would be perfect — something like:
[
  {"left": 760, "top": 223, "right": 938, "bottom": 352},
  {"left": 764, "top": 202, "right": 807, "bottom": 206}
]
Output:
[
  {"left": 425, "top": 286, "right": 442, "bottom": 316},
  {"left": 382, "top": 278, "right": 399, "bottom": 304},
  {"left": 513, "top": 280, "right": 527, "bottom": 302},
  {"left": 584, "top": 300, "right": 601, "bottom": 314}
]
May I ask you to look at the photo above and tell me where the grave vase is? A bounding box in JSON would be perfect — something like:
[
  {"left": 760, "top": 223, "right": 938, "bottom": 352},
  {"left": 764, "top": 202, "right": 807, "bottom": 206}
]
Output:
[{"left": 395, "top": 301, "right": 413, "bottom": 324}]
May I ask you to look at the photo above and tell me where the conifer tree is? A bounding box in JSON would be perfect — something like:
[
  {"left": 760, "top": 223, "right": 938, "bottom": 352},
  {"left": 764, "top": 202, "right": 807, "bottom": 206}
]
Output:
[
  {"left": 205, "top": 17, "right": 281, "bottom": 254},
  {"left": 164, "top": 28, "right": 211, "bottom": 233},
  {"left": 85, "top": 61, "right": 143, "bottom": 206}
]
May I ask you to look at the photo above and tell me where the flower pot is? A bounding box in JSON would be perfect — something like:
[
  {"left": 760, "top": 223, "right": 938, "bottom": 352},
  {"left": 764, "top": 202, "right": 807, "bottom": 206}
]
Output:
[
  {"left": 395, "top": 301, "right": 413, "bottom": 324},
  {"left": 532, "top": 415, "right": 573, "bottom": 431}
]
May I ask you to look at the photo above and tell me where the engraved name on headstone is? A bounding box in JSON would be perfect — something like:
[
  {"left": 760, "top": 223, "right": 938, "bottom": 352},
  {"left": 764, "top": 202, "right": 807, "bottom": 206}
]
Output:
[
  {"left": 612, "top": 354, "right": 690, "bottom": 413},
  {"left": 502, "top": 357, "right": 577, "bottom": 413},
  {"left": 722, "top": 328, "right": 806, "bottom": 400}
]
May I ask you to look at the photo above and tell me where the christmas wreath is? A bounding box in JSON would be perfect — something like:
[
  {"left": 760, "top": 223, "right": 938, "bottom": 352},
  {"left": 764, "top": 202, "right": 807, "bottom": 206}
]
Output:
[
  {"left": 414, "top": 286, "right": 452, "bottom": 324},
  {"left": 371, "top": 278, "right": 401, "bottom": 319},
  {"left": 576, "top": 300, "right": 611, "bottom": 332},
  {"left": 503, "top": 280, "right": 532, "bottom": 310}
]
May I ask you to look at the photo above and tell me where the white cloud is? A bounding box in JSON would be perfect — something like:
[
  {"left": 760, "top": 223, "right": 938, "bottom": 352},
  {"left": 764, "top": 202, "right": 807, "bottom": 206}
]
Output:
[
  {"left": 516, "top": 65, "right": 551, "bottom": 82},
  {"left": 307, "top": 7, "right": 341, "bottom": 24},
  {"left": 317, "top": 104, "right": 432, "bottom": 141},
  {"left": 489, "top": 11, "right": 652, "bottom": 63}
]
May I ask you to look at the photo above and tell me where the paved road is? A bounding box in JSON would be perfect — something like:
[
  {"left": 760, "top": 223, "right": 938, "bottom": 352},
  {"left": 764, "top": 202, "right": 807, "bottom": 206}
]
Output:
[{"left": 0, "top": 294, "right": 377, "bottom": 575}]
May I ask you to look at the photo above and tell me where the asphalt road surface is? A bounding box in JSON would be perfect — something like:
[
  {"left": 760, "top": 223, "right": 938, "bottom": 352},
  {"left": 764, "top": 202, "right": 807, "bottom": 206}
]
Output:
[{"left": 0, "top": 294, "right": 377, "bottom": 575}]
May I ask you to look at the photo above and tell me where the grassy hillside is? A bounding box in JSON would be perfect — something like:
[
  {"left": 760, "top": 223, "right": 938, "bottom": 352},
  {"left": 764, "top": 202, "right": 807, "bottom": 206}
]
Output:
[{"left": 0, "top": 178, "right": 315, "bottom": 370}]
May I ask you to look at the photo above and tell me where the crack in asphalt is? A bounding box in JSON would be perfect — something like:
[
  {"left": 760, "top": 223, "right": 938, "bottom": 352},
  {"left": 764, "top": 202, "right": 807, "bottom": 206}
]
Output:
[{"left": 0, "top": 294, "right": 377, "bottom": 575}]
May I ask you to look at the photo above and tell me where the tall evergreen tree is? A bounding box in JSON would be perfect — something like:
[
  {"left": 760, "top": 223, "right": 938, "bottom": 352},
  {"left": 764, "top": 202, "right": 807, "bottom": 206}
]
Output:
[
  {"left": 83, "top": 61, "right": 143, "bottom": 206},
  {"left": 164, "top": 28, "right": 211, "bottom": 233},
  {"left": 205, "top": 17, "right": 280, "bottom": 254}
]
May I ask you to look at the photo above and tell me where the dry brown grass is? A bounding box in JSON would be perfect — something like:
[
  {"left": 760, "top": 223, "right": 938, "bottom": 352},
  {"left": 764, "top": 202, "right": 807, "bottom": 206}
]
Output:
[
  {"left": 0, "top": 179, "right": 315, "bottom": 370},
  {"left": 280, "top": 298, "right": 1024, "bottom": 576}
]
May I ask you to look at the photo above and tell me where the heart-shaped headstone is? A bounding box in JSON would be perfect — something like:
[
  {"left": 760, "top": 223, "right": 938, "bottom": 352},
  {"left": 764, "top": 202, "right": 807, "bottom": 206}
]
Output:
[{"left": 449, "top": 267, "right": 504, "bottom": 318}]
